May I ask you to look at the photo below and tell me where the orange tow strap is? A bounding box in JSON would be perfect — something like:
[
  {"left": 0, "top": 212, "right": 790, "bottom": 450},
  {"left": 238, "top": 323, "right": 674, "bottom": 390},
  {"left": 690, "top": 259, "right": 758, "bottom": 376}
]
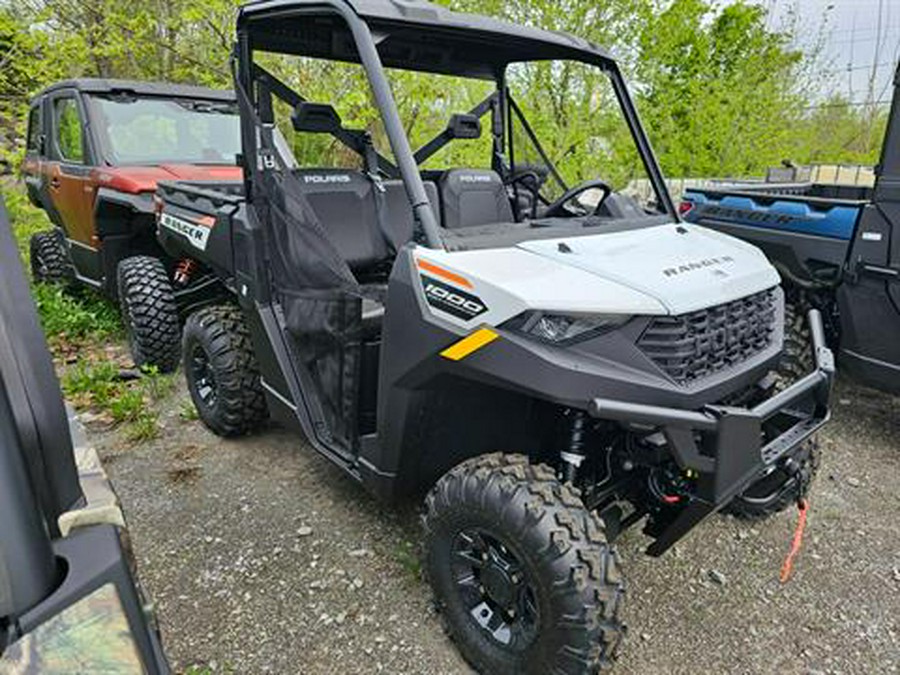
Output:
[{"left": 779, "top": 498, "right": 809, "bottom": 583}]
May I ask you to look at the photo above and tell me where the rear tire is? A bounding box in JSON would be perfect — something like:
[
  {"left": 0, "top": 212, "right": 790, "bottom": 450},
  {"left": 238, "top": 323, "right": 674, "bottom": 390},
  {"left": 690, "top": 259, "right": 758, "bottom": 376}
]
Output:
[
  {"left": 117, "top": 256, "right": 181, "bottom": 373},
  {"left": 424, "top": 453, "right": 625, "bottom": 675},
  {"left": 724, "top": 439, "right": 819, "bottom": 521},
  {"left": 29, "top": 230, "right": 71, "bottom": 283},
  {"left": 182, "top": 305, "right": 268, "bottom": 437}
]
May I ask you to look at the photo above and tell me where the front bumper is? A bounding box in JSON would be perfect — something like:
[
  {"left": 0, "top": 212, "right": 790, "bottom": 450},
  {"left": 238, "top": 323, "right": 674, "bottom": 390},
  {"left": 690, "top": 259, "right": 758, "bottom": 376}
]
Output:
[{"left": 589, "top": 310, "right": 834, "bottom": 556}]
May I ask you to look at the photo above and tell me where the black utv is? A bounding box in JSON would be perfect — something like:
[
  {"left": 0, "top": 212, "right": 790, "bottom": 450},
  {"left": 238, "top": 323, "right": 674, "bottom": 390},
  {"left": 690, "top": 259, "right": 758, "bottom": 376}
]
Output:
[
  {"left": 682, "top": 63, "right": 900, "bottom": 395},
  {"left": 154, "top": 1, "right": 834, "bottom": 672}
]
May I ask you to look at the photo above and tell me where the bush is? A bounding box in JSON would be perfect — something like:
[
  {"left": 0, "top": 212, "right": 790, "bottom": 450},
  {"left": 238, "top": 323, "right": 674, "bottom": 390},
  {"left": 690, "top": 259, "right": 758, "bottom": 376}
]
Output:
[{"left": 1, "top": 183, "right": 121, "bottom": 347}]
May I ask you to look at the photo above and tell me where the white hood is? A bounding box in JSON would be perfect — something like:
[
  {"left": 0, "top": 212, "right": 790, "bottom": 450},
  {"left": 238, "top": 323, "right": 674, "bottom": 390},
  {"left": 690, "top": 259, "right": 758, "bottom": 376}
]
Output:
[
  {"left": 414, "top": 223, "right": 779, "bottom": 328},
  {"left": 516, "top": 223, "right": 779, "bottom": 315}
]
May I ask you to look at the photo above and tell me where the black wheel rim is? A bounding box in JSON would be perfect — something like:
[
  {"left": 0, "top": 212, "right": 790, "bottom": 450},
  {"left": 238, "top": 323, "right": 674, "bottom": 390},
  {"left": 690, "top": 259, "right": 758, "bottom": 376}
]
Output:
[
  {"left": 189, "top": 344, "right": 218, "bottom": 409},
  {"left": 451, "top": 529, "right": 540, "bottom": 651}
]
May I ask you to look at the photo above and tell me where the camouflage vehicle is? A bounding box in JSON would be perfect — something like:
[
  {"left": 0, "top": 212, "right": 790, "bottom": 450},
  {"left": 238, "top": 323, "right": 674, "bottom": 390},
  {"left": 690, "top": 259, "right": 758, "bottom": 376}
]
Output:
[{"left": 0, "top": 197, "right": 169, "bottom": 674}]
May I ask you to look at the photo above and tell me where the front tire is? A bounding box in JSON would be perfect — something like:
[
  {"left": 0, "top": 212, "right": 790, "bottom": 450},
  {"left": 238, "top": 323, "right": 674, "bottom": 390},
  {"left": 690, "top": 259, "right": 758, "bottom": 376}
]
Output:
[
  {"left": 117, "top": 256, "right": 181, "bottom": 373},
  {"left": 29, "top": 230, "right": 71, "bottom": 283},
  {"left": 778, "top": 297, "right": 814, "bottom": 386},
  {"left": 182, "top": 305, "right": 268, "bottom": 437},
  {"left": 424, "top": 453, "right": 625, "bottom": 675}
]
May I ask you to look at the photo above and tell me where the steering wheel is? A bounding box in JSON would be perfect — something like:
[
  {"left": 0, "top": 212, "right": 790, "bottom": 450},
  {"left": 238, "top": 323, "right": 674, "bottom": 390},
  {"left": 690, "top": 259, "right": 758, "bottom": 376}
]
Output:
[
  {"left": 505, "top": 170, "right": 543, "bottom": 219},
  {"left": 543, "top": 179, "right": 613, "bottom": 218}
]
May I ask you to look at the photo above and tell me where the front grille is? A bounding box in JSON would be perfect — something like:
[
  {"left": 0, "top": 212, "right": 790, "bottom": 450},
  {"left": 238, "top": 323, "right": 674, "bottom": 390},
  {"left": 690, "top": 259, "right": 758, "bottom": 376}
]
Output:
[{"left": 638, "top": 289, "right": 779, "bottom": 385}]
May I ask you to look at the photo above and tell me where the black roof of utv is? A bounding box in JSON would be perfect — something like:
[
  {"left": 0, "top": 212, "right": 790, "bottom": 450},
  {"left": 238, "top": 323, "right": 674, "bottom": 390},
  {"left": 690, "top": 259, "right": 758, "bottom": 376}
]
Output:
[
  {"left": 32, "top": 79, "right": 235, "bottom": 103},
  {"left": 239, "top": 0, "right": 614, "bottom": 78}
]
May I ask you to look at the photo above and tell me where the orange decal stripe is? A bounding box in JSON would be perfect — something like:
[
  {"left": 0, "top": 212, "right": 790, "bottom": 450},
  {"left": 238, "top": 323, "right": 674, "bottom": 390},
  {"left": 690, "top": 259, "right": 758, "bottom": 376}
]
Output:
[{"left": 417, "top": 259, "right": 473, "bottom": 289}]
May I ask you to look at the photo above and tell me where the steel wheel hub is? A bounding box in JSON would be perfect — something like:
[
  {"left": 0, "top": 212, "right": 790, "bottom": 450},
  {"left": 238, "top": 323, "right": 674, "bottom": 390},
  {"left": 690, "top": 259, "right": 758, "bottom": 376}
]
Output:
[
  {"left": 451, "top": 529, "right": 539, "bottom": 649},
  {"left": 190, "top": 345, "right": 217, "bottom": 408}
]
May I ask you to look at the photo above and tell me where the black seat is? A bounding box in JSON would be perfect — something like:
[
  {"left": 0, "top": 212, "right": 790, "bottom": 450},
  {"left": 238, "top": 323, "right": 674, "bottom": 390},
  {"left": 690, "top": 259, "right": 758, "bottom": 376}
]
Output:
[
  {"left": 439, "top": 169, "right": 514, "bottom": 229},
  {"left": 293, "top": 168, "right": 388, "bottom": 270},
  {"left": 294, "top": 169, "right": 442, "bottom": 269},
  {"left": 380, "top": 179, "right": 440, "bottom": 248},
  {"left": 293, "top": 169, "right": 443, "bottom": 337}
]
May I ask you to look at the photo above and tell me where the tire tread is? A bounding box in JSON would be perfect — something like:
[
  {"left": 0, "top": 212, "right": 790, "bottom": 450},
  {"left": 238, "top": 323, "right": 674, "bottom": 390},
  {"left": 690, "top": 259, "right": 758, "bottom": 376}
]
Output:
[
  {"left": 424, "top": 453, "right": 626, "bottom": 675},
  {"left": 118, "top": 256, "right": 181, "bottom": 373},
  {"left": 182, "top": 305, "right": 267, "bottom": 437},
  {"left": 29, "top": 230, "right": 71, "bottom": 283}
]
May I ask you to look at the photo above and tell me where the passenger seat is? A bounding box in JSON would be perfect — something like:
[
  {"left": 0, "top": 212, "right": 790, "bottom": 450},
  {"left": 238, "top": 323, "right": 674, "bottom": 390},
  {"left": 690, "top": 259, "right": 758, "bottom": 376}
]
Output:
[
  {"left": 380, "top": 180, "right": 441, "bottom": 249},
  {"left": 292, "top": 169, "right": 438, "bottom": 337},
  {"left": 439, "top": 169, "right": 514, "bottom": 229},
  {"left": 293, "top": 168, "right": 388, "bottom": 270}
]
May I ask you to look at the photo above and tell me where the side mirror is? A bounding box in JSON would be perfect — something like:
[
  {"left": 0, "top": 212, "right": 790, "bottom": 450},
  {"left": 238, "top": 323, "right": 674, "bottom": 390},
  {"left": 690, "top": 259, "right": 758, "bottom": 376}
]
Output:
[
  {"left": 291, "top": 102, "right": 343, "bottom": 134},
  {"left": 446, "top": 113, "right": 481, "bottom": 140}
]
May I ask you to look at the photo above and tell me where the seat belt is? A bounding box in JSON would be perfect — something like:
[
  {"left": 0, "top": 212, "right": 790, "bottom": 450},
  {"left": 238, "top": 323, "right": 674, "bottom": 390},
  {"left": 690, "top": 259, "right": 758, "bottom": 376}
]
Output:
[{"left": 362, "top": 136, "right": 396, "bottom": 255}]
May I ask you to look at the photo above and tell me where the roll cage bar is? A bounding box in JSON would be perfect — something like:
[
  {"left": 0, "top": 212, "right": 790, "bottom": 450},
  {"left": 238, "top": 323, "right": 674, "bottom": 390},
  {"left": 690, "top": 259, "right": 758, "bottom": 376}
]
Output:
[
  {"left": 250, "top": 63, "right": 400, "bottom": 178},
  {"left": 243, "top": 69, "right": 514, "bottom": 181},
  {"left": 234, "top": 0, "right": 676, "bottom": 250}
]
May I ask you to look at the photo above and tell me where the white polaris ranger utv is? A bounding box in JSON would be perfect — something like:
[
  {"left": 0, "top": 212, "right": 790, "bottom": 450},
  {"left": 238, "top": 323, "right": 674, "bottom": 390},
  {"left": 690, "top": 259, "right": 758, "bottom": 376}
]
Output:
[{"left": 153, "top": 1, "right": 834, "bottom": 672}]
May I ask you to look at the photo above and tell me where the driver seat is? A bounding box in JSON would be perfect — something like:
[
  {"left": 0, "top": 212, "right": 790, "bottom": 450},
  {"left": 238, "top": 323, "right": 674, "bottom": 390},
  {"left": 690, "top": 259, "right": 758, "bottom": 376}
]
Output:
[{"left": 439, "top": 169, "right": 514, "bottom": 229}]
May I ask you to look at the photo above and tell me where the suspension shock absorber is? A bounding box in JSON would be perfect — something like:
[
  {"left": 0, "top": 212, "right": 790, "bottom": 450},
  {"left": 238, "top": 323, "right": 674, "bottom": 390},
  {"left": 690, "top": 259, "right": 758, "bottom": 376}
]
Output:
[
  {"left": 173, "top": 258, "right": 197, "bottom": 287},
  {"left": 561, "top": 409, "right": 588, "bottom": 484}
]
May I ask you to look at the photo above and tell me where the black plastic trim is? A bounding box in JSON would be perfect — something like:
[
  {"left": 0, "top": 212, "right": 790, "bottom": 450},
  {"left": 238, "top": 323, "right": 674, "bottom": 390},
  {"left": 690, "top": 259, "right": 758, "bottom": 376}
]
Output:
[{"left": 589, "top": 309, "right": 834, "bottom": 556}]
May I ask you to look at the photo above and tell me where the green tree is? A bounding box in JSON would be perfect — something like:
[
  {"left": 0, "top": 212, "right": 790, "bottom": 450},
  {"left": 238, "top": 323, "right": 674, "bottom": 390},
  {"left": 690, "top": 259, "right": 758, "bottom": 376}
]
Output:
[
  {"left": 0, "top": 0, "right": 892, "bottom": 180},
  {"left": 634, "top": 0, "right": 807, "bottom": 178}
]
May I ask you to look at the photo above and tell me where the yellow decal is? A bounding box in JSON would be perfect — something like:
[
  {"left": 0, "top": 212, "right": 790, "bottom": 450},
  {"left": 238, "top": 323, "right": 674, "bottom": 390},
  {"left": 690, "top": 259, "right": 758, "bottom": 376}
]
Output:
[{"left": 441, "top": 328, "right": 500, "bottom": 361}]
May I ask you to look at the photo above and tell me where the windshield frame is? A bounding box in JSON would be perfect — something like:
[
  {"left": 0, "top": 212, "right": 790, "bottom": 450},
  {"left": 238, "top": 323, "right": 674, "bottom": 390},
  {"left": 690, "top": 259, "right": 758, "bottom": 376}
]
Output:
[
  {"left": 85, "top": 94, "right": 242, "bottom": 168},
  {"left": 236, "top": 2, "right": 676, "bottom": 250}
]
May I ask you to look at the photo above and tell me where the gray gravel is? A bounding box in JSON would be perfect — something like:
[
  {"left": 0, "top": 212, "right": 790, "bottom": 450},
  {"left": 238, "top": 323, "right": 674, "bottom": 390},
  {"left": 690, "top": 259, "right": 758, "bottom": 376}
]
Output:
[{"left": 90, "top": 377, "right": 900, "bottom": 674}]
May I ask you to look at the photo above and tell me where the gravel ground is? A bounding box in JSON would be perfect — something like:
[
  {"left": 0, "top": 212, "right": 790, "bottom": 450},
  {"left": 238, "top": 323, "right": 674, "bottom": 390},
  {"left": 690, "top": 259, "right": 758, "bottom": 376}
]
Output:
[{"left": 89, "top": 377, "right": 900, "bottom": 674}]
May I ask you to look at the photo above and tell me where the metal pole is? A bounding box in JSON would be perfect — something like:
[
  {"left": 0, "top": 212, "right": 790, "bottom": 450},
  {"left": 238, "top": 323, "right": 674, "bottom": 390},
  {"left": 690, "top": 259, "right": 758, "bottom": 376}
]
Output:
[{"left": 337, "top": 6, "right": 443, "bottom": 248}]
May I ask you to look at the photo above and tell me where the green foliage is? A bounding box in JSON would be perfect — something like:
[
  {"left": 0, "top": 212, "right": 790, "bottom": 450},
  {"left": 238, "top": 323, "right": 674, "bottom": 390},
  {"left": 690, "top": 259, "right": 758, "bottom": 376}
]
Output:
[
  {"left": 0, "top": 0, "right": 890, "bottom": 187},
  {"left": 31, "top": 284, "right": 121, "bottom": 342},
  {"left": 141, "top": 364, "right": 176, "bottom": 400},
  {"left": 61, "top": 360, "right": 175, "bottom": 442},
  {"left": 393, "top": 540, "right": 423, "bottom": 582},
  {"left": 178, "top": 400, "right": 200, "bottom": 422},
  {"left": 3, "top": 184, "right": 47, "bottom": 256},
  {"left": 108, "top": 388, "right": 145, "bottom": 423},
  {"left": 62, "top": 361, "right": 122, "bottom": 408},
  {"left": 124, "top": 414, "right": 161, "bottom": 442},
  {"left": 54, "top": 99, "right": 85, "bottom": 163},
  {"left": 1, "top": 184, "right": 122, "bottom": 345},
  {"left": 636, "top": 0, "right": 798, "bottom": 177}
]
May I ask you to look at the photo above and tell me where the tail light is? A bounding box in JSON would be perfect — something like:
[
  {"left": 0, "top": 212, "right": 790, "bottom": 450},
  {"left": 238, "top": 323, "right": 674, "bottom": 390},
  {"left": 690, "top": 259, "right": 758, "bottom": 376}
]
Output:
[{"left": 678, "top": 200, "right": 694, "bottom": 216}]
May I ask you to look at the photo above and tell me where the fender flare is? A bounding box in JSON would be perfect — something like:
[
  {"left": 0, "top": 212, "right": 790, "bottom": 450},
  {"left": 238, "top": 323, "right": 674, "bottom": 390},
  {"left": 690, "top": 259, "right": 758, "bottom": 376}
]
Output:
[{"left": 93, "top": 188, "right": 156, "bottom": 238}]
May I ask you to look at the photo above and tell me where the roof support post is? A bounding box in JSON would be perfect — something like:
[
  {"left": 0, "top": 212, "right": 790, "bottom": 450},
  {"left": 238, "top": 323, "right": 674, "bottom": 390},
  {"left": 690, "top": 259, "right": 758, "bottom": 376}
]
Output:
[{"left": 335, "top": 4, "right": 443, "bottom": 248}]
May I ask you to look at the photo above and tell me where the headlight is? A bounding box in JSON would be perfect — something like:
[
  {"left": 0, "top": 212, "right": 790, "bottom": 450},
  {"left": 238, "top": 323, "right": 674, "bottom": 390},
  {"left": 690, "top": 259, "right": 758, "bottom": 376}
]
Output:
[{"left": 503, "top": 311, "right": 631, "bottom": 344}]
